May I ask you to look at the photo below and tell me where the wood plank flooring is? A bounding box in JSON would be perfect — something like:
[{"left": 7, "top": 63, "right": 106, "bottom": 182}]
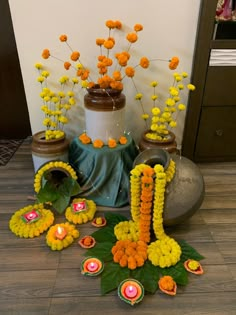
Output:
[{"left": 0, "top": 138, "right": 236, "bottom": 315}]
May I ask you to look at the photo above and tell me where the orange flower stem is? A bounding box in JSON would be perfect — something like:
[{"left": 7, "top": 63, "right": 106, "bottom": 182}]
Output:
[{"left": 65, "top": 41, "right": 74, "bottom": 52}]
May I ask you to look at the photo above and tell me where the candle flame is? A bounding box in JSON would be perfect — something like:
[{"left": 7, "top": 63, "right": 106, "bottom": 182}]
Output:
[{"left": 57, "top": 226, "right": 63, "bottom": 234}]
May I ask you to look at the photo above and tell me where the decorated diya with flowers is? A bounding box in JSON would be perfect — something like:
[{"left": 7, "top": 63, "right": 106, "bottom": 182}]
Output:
[
  {"left": 91, "top": 216, "right": 107, "bottom": 227},
  {"left": 78, "top": 236, "right": 96, "bottom": 248}
]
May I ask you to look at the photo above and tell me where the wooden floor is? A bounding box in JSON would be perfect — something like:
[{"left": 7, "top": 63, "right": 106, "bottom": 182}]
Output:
[{"left": 0, "top": 138, "right": 236, "bottom": 315}]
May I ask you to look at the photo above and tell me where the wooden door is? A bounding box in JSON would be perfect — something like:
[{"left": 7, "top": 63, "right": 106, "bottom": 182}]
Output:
[{"left": 0, "top": 0, "right": 31, "bottom": 139}]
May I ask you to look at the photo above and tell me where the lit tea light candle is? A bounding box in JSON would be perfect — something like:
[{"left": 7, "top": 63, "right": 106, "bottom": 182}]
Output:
[
  {"left": 125, "top": 285, "right": 138, "bottom": 298},
  {"left": 73, "top": 201, "right": 87, "bottom": 213},
  {"left": 55, "top": 226, "right": 67, "bottom": 240},
  {"left": 21, "top": 209, "right": 41, "bottom": 224},
  {"left": 118, "top": 279, "right": 144, "bottom": 306},
  {"left": 81, "top": 257, "right": 104, "bottom": 276}
]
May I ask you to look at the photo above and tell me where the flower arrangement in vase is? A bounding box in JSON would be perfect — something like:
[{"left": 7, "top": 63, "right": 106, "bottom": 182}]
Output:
[{"left": 39, "top": 19, "right": 180, "bottom": 147}]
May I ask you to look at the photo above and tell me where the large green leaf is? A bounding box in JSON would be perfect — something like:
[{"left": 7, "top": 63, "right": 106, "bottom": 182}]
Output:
[
  {"left": 179, "top": 240, "right": 205, "bottom": 262},
  {"left": 37, "top": 181, "right": 60, "bottom": 203},
  {"left": 131, "top": 260, "right": 160, "bottom": 294},
  {"left": 104, "top": 212, "right": 128, "bottom": 227},
  {"left": 52, "top": 194, "right": 71, "bottom": 214},
  {"left": 101, "top": 262, "right": 130, "bottom": 295},
  {"left": 91, "top": 226, "right": 117, "bottom": 243},
  {"left": 84, "top": 242, "right": 114, "bottom": 262},
  {"left": 159, "top": 261, "right": 188, "bottom": 286},
  {"left": 58, "top": 177, "right": 80, "bottom": 196}
]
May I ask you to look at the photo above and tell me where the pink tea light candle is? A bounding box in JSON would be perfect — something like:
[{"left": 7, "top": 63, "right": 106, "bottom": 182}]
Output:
[
  {"left": 21, "top": 209, "right": 41, "bottom": 224},
  {"left": 81, "top": 257, "right": 104, "bottom": 276}
]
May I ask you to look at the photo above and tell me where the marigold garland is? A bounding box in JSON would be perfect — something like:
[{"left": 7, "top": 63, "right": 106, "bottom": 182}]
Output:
[
  {"left": 34, "top": 161, "right": 78, "bottom": 193},
  {"left": 46, "top": 222, "right": 79, "bottom": 250},
  {"left": 65, "top": 198, "right": 97, "bottom": 224},
  {"left": 9, "top": 203, "right": 54, "bottom": 238}
]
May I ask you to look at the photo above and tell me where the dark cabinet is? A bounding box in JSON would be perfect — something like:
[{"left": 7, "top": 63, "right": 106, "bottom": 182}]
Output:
[{"left": 182, "top": 0, "right": 236, "bottom": 162}]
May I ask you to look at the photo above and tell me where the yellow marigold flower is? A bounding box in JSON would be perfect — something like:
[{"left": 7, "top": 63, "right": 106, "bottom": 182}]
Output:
[
  {"left": 43, "top": 96, "right": 50, "bottom": 102},
  {"left": 76, "top": 63, "right": 83, "bottom": 69},
  {"left": 81, "top": 80, "right": 89, "bottom": 88},
  {"left": 126, "top": 32, "right": 138, "bottom": 43},
  {"left": 182, "top": 71, "right": 188, "bottom": 78},
  {"left": 135, "top": 93, "right": 143, "bottom": 100},
  {"left": 151, "top": 95, "right": 158, "bottom": 101},
  {"left": 58, "top": 116, "right": 68, "bottom": 124},
  {"left": 169, "top": 120, "right": 177, "bottom": 128},
  {"left": 35, "top": 63, "right": 43, "bottom": 70},
  {"left": 178, "top": 103, "right": 186, "bottom": 111},
  {"left": 59, "top": 34, "right": 67, "bottom": 42},
  {"left": 141, "top": 114, "right": 149, "bottom": 120},
  {"left": 72, "top": 77, "right": 79, "bottom": 84},
  {"left": 177, "top": 84, "right": 184, "bottom": 90},
  {"left": 187, "top": 84, "right": 196, "bottom": 91},
  {"left": 67, "top": 91, "right": 74, "bottom": 97},
  {"left": 152, "top": 107, "right": 161, "bottom": 115},
  {"left": 151, "top": 81, "right": 158, "bottom": 87},
  {"left": 150, "top": 123, "right": 158, "bottom": 131},
  {"left": 140, "top": 57, "right": 149, "bottom": 69},
  {"left": 165, "top": 98, "right": 175, "bottom": 106},
  {"left": 37, "top": 76, "right": 45, "bottom": 83},
  {"left": 41, "top": 71, "right": 49, "bottom": 78},
  {"left": 169, "top": 88, "right": 179, "bottom": 96},
  {"left": 58, "top": 91, "right": 65, "bottom": 98},
  {"left": 134, "top": 24, "right": 143, "bottom": 32}
]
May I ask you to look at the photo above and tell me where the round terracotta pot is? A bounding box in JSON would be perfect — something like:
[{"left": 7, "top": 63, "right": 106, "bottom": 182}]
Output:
[
  {"left": 31, "top": 131, "right": 69, "bottom": 172},
  {"left": 84, "top": 86, "right": 126, "bottom": 144},
  {"left": 138, "top": 130, "right": 177, "bottom": 153}
]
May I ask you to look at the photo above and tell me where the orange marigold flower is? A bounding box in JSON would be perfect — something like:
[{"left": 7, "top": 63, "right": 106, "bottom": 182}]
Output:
[
  {"left": 113, "top": 71, "right": 122, "bottom": 81},
  {"left": 108, "top": 138, "right": 117, "bottom": 148},
  {"left": 59, "top": 34, "right": 67, "bottom": 42},
  {"left": 126, "top": 32, "right": 138, "bottom": 43},
  {"left": 120, "top": 255, "right": 128, "bottom": 267},
  {"left": 98, "top": 55, "right": 106, "bottom": 62},
  {"left": 134, "top": 24, "right": 143, "bottom": 32},
  {"left": 143, "top": 167, "right": 155, "bottom": 177},
  {"left": 115, "top": 20, "right": 122, "bottom": 29},
  {"left": 70, "top": 51, "right": 80, "bottom": 61},
  {"left": 88, "top": 82, "right": 95, "bottom": 89},
  {"left": 79, "top": 133, "right": 91, "bottom": 144},
  {"left": 119, "top": 136, "right": 127, "bottom": 145},
  {"left": 103, "top": 39, "right": 115, "bottom": 49},
  {"left": 141, "top": 176, "right": 153, "bottom": 184},
  {"left": 169, "top": 56, "right": 179, "bottom": 70},
  {"left": 96, "top": 38, "right": 105, "bottom": 46},
  {"left": 105, "top": 20, "right": 116, "bottom": 29},
  {"left": 128, "top": 256, "right": 137, "bottom": 270},
  {"left": 93, "top": 139, "right": 104, "bottom": 148},
  {"left": 42, "top": 49, "right": 50, "bottom": 59},
  {"left": 117, "top": 55, "right": 128, "bottom": 67},
  {"left": 64, "top": 62, "right": 71, "bottom": 70},
  {"left": 125, "top": 66, "right": 135, "bottom": 78},
  {"left": 103, "top": 57, "right": 113, "bottom": 67},
  {"left": 140, "top": 57, "right": 150, "bottom": 69},
  {"left": 80, "top": 69, "right": 90, "bottom": 80},
  {"left": 110, "top": 81, "right": 123, "bottom": 90},
  {"left": 159, "top": 276, "right": 175, "bottom": 291}
]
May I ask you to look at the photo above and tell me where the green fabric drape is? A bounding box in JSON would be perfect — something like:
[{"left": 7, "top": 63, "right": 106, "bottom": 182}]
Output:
[{"left": 69, "top": 135, "right": 139, "bottom": 207}]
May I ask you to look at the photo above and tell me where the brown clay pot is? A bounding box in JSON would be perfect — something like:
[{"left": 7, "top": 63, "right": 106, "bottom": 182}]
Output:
[
  {"left": 138, "top": 130, "right": 177, "bottom": 153},
  {"left": 31, "top": 131, "right": 69, "bottom": 172}
]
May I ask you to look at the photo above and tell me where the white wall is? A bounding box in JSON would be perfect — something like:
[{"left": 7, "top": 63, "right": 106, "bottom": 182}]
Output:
[{"left": 9, "top": 0, "right": 201, "bottom": 146}]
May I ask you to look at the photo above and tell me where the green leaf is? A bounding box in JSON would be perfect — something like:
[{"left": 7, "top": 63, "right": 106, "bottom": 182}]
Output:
[
  {"left": 84, "top": 242, "right": 114, "bottom": 262},
  {"left": 159, "top": 261, "right": 188, "bottom": 286},
  {"left": 179, "top": 240, "right": 205, "bottom": 262},
  {"left": 104, "top": 212, "right": 128, "bottom": 227},
  {"left": 58, "top": 177, "right": 77, "bottom": 196},
  {"left": 37, "top": 181, "right": 59, "bottom": 203},
  {"left": 70, "top": 179, "right": 81, "bottom": 196},
  {"left": 131, "top": 260, "right": 160, "bottom": 293},
  {"left": 101, "top": 262, "right": 130, "bottom": 295},
  {"left": 52, "top": 195, "right": 70, "bottom": 214},
  {"left": 91, "top": 226, "right": 117, "bottom": 243}
]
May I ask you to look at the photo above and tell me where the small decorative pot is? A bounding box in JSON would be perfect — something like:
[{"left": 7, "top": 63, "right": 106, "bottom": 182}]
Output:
[
  {"left": 31, "top": 131, "right": 69, "bottom": 172},
  {"left": 84, "top": 86, "right": 126, "bottom": 144},
  {"left": 138, "top": 130, "right": 177, "bottom": 153}
]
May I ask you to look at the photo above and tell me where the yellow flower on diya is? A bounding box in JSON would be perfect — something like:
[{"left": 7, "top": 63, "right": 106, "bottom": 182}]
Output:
[
  {"left": 65, "top": 198, "right": 97, "bottom": 224},
  {"left": 46, "top": 222, "right": 79, "bottom": 251},
  {"left": 9, "top": 203, "right": 54, "bottom": 238}
]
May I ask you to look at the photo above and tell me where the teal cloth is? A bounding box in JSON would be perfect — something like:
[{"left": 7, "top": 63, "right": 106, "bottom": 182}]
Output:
[{"left": 69, "top": 135, "right": 139, "bottom": 207}]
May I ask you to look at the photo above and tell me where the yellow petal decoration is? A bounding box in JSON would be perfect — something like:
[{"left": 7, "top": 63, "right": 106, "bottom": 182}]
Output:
[{"left": 65, "top": 198, "right": 97, "bottom": 224}]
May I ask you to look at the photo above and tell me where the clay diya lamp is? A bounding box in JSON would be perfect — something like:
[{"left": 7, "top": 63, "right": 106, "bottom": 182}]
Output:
[
  {"left": 118, "top": 279, "right": 144, "bottom": 305},
  {"left": 78, "top": 235, "right": 96, "bottom": 249},
  {"left": 91, "top": 217, "right": 107, "bottom": 227},
  {"left": 81, "top": 257, "right": 104, "bottom": 276},
  {"left": 184, "top": 259, "right": 204, "bottom": 275},
  {"left": 158, "top": 275, "right": 177, "bottom": 296}
]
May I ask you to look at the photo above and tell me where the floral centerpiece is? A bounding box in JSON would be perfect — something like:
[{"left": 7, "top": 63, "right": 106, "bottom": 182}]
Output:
[{"left": 39, "top": 19, "right": 182, "bottom": 147}]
